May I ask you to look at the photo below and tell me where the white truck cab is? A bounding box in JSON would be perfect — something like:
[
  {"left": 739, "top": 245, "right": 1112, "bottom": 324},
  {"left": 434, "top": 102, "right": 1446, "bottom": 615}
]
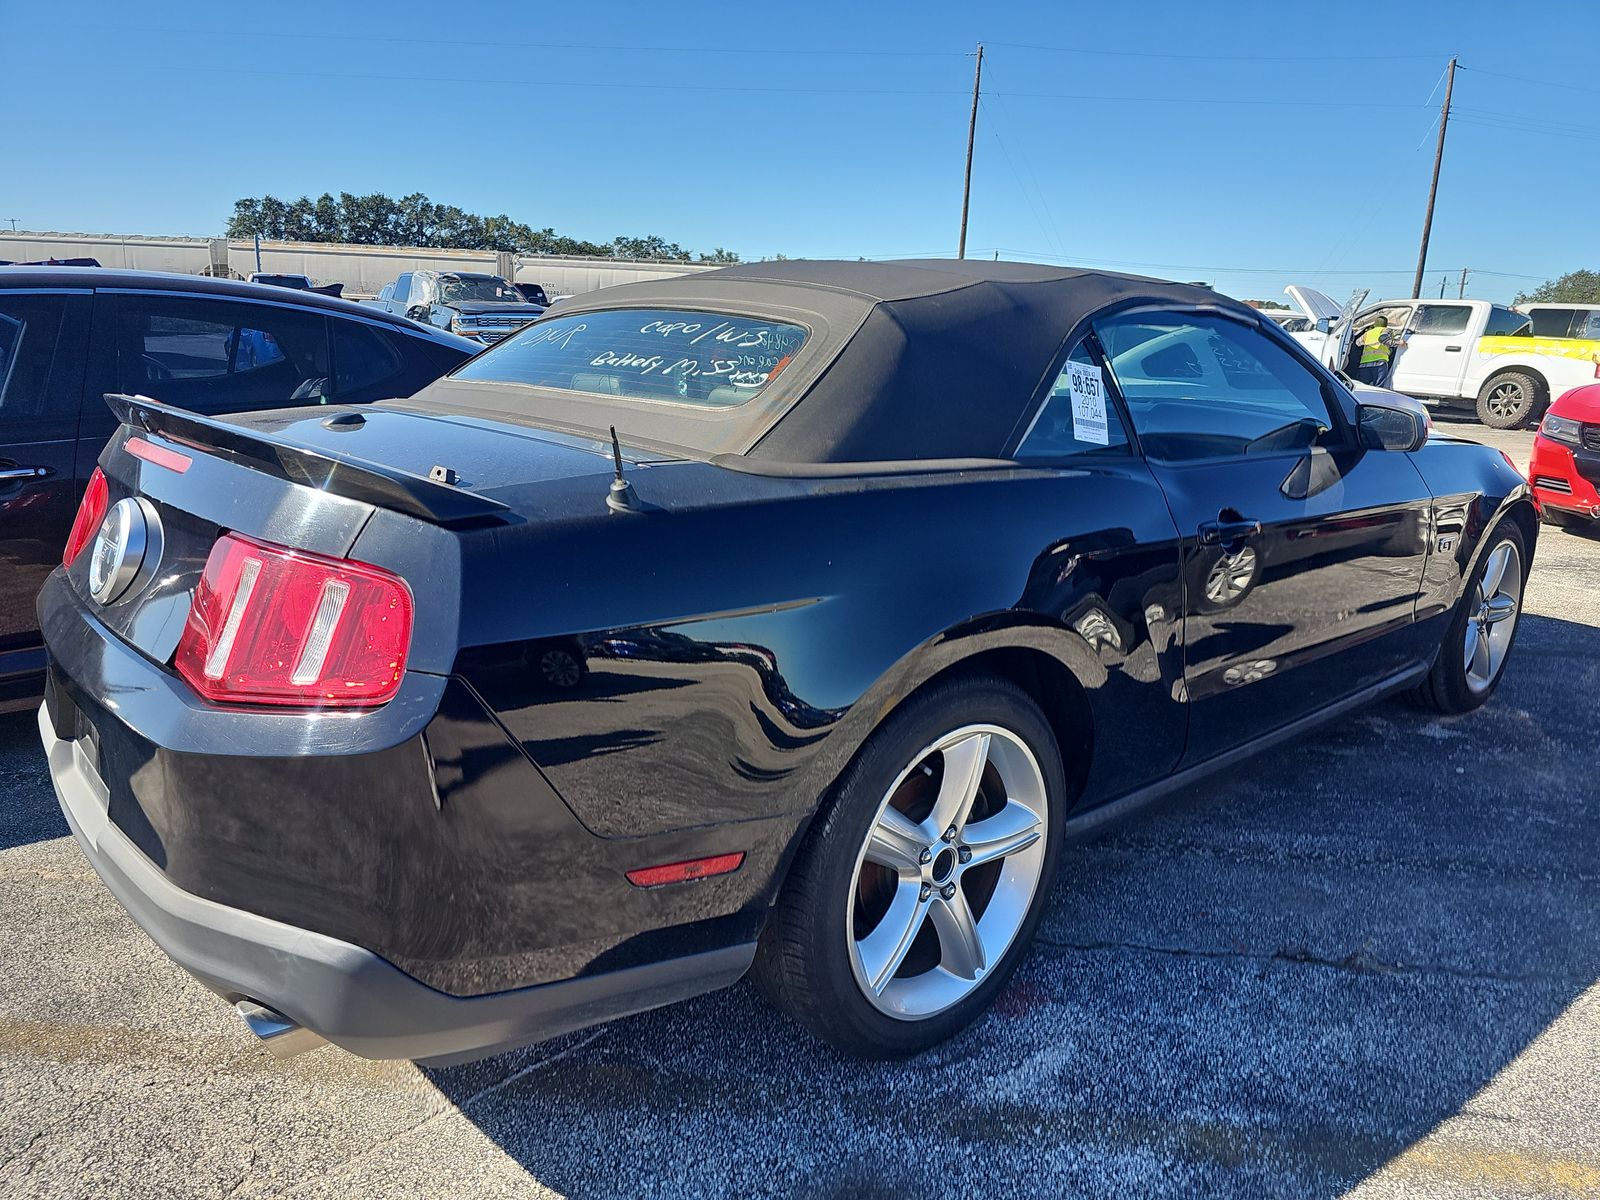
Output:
[{"left": 1284, "top": 286, "right": 1594, "bottom": 428}]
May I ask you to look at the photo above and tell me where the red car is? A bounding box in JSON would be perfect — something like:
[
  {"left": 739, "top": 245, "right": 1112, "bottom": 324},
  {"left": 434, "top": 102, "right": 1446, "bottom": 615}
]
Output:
[{"left": 1530, "top": 383, "right": 1600, "bottom": 528}]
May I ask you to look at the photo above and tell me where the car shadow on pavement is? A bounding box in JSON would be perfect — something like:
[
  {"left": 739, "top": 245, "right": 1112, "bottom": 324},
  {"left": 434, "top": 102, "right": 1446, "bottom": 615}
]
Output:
[
  {"left": 0, "top": 709, "right": 64, "bottom": 852},
  {"left": 425, "top": 611, "right": 1600, "bottom": 1199}
]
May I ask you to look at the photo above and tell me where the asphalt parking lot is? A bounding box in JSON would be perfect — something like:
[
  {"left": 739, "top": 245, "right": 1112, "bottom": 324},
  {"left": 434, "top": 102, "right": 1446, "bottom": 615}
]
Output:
[{"left": 1, "top": 415, "right": 1596, "bottom": 1199}]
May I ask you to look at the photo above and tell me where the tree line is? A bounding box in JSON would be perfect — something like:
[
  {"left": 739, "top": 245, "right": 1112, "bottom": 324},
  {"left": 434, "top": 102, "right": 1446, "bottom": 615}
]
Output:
[
  {"left": 1515, "top": 269, "right": 1600, "bottom": 305},
  {"left": 226, "top": 192, "right": 740, "bottom": 263}
]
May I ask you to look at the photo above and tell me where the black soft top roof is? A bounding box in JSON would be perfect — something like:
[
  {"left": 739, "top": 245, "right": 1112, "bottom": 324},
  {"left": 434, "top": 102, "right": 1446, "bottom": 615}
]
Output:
[{"left": 402, "top": 259, "right": 1255, "bottom": 463}]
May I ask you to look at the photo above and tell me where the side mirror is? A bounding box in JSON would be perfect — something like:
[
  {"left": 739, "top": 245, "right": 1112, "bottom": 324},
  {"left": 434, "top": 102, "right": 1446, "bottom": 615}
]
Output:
[
  {"left": 1315, "top": 317, "right": 1333, "bottom": 334},
  {"left": 405, "top": 304, "right": 430, "bottom": 322},
  {"left": 1357, "top": 402, "right": 1428, "bottom": 453}
]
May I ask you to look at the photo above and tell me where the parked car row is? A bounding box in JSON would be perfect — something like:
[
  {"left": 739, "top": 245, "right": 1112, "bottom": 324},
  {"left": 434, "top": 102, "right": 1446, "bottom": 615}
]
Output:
[
  {"left": 27, "top": 258, "right": 1538, "bottom": 1067},
  {"left": 0, "top": 267, "right": 479, "bottom": 712}
]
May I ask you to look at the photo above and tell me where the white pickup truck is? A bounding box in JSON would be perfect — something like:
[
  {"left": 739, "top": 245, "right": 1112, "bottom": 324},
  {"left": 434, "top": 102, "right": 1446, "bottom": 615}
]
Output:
[{"left": 1285, "top": 286, "right": 1600, "bottom": 428}]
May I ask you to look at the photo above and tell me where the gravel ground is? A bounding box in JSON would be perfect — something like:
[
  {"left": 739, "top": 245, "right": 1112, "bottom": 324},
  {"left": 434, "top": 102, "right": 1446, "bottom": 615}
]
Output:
[{"left": 1, "top": 416, "right": 1596, "bottom": 1199}]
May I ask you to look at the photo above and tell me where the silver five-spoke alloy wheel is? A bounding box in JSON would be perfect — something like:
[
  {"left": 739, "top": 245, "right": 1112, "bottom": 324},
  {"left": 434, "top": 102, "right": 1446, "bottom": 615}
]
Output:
[
  {"left": 846, "top": 725, "right": 1048, "bottom": 1019},
  {"left": 1464, "top": 539, "right": 1522, "bottom": 694}
]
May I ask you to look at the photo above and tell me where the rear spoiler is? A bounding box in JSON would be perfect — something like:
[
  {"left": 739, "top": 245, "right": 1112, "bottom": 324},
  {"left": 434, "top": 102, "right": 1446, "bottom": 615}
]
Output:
[{"left": 105, "top": 394, "right": 511, "bottom": 527}]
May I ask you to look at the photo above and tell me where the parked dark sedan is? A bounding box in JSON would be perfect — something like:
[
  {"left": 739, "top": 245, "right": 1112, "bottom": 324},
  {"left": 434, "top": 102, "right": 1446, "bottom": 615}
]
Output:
[
  {"left": 0, "top": 267, "right": 478, "bottom": 712},
  {"left": 36, "top": 260, "right": 1534, "bottom": 1064}
]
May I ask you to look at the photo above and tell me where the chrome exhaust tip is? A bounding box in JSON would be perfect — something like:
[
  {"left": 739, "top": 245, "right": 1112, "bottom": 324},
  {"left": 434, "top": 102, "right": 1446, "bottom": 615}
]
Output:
[{"left": 235, "top": 1000, "right": 327, "bottom": 1059}]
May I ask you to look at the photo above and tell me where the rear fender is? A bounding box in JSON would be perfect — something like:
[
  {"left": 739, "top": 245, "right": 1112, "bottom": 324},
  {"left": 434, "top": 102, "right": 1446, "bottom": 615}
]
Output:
[{"left": 787, "top": 613, "right": 1109, "bottom": 811}]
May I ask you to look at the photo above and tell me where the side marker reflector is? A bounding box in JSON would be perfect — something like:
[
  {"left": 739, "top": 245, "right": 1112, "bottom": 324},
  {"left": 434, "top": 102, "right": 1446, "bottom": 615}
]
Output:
[{"left": 626, "top": 852, "right": 745, "bottom": 888}]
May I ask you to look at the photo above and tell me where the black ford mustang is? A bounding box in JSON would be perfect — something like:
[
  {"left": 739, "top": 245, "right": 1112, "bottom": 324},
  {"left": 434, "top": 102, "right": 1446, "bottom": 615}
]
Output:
[{"left": 37, "top": 260, "right": 1533, "bottom": 1064}]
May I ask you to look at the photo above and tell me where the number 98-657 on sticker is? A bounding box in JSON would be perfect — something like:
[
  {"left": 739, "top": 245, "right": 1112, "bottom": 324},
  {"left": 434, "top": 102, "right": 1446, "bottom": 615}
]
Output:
[{"left": 1066, "top": 361, "right": 1109, "bottom": 446}]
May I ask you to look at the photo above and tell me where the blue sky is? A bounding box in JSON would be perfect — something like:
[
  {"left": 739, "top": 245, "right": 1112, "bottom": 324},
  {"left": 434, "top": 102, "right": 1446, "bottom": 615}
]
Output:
[{"left": 3, "top": 1, "right": 1595, "bottom": 304}]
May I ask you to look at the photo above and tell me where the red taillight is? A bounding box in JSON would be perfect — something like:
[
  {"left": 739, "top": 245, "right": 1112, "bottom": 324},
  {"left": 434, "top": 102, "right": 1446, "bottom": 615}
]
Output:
[
  {"left": 625, "top": 852, "right": 745, "bottom": 888},
  {"left": 63, "top": 468, "right": 110, "bottom": 566},
  {"left": 174, "top": 533, "right": 413, "bottom": 708},
  {"left": 125, "top": 436, "right": 192, "bottom": 473}
]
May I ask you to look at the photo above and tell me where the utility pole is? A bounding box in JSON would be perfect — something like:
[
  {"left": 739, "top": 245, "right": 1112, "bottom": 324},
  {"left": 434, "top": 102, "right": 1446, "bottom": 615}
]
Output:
[
  {"left": 1458, "top": 267, "right": 1470, "bottom": 298},
  {"left": 1439, "top": 274, "right": 1447, "bottom": 298},
  {"left": 3, "top": 219, "right": 17, "bottom": 232},
  {"left": 1412, "top": 56, "right": 1457, "bottom": 299},
  {"left": 958, "top": 43, "right": 984, "bottom": 260}
]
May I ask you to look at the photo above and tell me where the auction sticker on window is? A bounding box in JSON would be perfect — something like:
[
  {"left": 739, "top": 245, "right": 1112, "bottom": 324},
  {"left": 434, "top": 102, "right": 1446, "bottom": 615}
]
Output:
[{"left": 1067, "top": 361, "right": 1109, "bottom": 445}]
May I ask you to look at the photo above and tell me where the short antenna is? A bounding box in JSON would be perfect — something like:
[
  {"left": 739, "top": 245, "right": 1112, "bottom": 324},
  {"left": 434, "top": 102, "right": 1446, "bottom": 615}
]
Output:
[{"left": 606, "top": 425, "right": 642, "bottom": 514}]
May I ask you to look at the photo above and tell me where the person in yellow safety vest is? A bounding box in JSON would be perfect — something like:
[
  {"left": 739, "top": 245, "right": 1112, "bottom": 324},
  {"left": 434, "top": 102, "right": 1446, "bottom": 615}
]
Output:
[{"left": 1355, "top": 315, "right": 1404, "bottom": 386}]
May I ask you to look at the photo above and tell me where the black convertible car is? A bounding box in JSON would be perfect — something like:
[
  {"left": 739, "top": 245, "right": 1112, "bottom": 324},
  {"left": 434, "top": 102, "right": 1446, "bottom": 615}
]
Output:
[{"left": 37, "top": 260, "right": 1533, "bottom": 1063}]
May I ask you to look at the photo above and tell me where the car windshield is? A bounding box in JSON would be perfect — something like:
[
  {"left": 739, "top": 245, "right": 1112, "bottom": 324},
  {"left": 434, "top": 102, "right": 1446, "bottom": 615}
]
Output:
[
  {"left": 439, "top": 276, "right": 523, "bottom": 305},
  {"left": 452, "top": 308, "right": 808, "bottom": 407}
]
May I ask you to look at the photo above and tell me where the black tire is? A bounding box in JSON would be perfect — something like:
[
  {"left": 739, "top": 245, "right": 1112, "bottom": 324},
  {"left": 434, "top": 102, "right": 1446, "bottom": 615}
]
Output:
[
  {"left": 1476, "top": 372, "right": 1544, "bottom": 429},
  {"left": 1415, "top": 520, "right": 1527, "bottom": 714},
  {"left": 754, "top": 673, "right": 1066, "bottom": 1058},
  {"left": 536, "top": 645, "right": 586, "bottom": 690}
]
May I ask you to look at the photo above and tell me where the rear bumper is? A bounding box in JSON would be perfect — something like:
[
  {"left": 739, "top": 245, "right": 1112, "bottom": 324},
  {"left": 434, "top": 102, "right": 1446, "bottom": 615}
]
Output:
[
  {"left": 1529, "top": 434, "right": 1600, "bottom": 518},
  {"left": 40, "top": 700, "right": 755, "bottom": 1064}
]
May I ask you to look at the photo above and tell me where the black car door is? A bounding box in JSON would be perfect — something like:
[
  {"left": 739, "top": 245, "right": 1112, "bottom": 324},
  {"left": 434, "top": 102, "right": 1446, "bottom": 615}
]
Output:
[
  {"left": 1095, "top": 307, "right": 1435, "bottom": 764},
  {"left": 0, "top": 288, "right": 91, "bottom": 694}
]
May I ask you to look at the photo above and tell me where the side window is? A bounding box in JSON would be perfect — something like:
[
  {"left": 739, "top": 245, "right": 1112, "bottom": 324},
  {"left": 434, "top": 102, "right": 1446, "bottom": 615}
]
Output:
[
  {"left": 1530, "top": 308, "right": 1577, "bottom": 338},
  {"left": 1576, "top": 311, "right": 1600, "bottom": 340},
  {"left": 332, "top": 321, "right": 441, "bottom": 403},
  {"left": 1363, "top": 304, "right": 1413, "bottom": 332},
  {"left": 1097, "top": 311, "right": 1338, "bottom": 462},
  {"left": 394, "top": 274, "right": 413, "bottom": 306},
  {"left": 1484, "top": 306, "right": 1529, "bottom": 336},
  {"left": 0, "top": 295, "right": 72, "bottom": 432},
  {"left": 1413, "top": 305, "right": 1471, "bottom": 336},
  {"left": 1015, "top": 340, "right": 1130, "bottom": 459},
  {"left": 112, "top": 295, "right": 331, "bottom": 415}
]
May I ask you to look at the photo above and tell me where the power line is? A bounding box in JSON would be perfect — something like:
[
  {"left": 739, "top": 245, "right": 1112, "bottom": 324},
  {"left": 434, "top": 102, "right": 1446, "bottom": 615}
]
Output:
[
  {"left": 1458, "top": 64, "right": 1600, "bottom": 98},
  {"left": 1454, "top": 116, "right": 1600, "bottom": 145},
  {"left": 124, "top": 62, "right": 967, "bottom": 97},
  {"left": 985, "top": 40, "right": 1443, "bottom": 62},
  {"left": 990, "top": 90, "right": 1428, "bottom": 109},
  {"left": 98, "top": 24, "right": 969, "bottom": 57},
  {"left": 1454, "top": 106, "right": 1600, "bottom": 139},
  {"left": 971, "top": 247, "right": 1526, "bottom": 277},
  {"left": 978, "top": 96, "right": 1060, "bottom": 256}
]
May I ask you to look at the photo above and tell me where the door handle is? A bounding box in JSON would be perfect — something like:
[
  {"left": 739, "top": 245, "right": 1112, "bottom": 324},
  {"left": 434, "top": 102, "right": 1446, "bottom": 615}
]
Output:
[
  {"left": 0, "top": 465, "right": 49, "bottom": 481},
  {"left": 1198, "top": 517, "right": 1262, "bottom": 545},
  {"left": 1444, "top": 345, "right": 1462, "bottom": 352}
]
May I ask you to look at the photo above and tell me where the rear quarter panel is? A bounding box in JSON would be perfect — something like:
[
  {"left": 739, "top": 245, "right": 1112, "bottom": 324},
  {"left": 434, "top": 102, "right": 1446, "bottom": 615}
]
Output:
[{"left": 451, "top": 458, "right": 1186, "bottom": 839}]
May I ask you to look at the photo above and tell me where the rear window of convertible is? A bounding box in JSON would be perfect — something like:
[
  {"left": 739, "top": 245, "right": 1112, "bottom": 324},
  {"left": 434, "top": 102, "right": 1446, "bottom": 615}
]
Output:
[{"left": 451, "top": 308, "right": 808, "bottom": 407}]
